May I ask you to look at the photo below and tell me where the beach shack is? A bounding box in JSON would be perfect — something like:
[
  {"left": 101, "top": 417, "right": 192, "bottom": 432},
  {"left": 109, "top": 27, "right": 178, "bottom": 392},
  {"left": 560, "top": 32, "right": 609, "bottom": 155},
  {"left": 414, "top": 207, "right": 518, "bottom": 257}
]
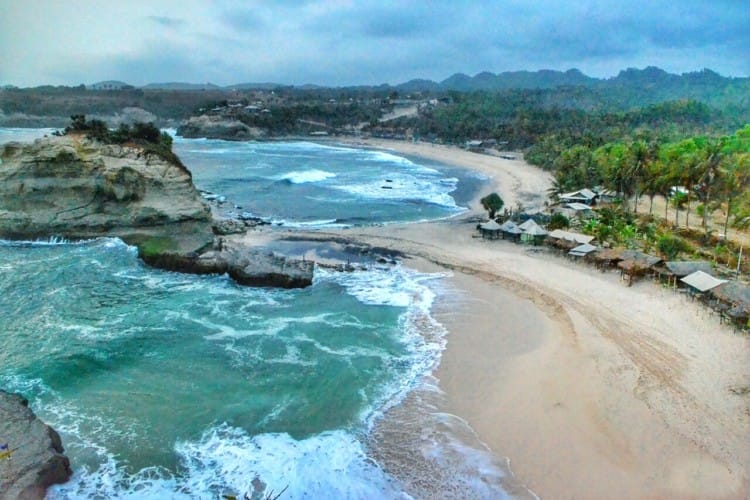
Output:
[
  {"left": 589, "top": 247, "right": 624, "bottom": 271},
  {"left": 617, "top": 250, "right": 662, "bottom": 286},
  {"left": 546, "top": 229, "right": 595, "bottom": 251},
  {"left": 478, "top": 220, "right": 502, "bottom": 240},
  {"left": 519, "top": 218, "right": 548, "bottom": 245},
  {"left": 499, "top": 220, "right": 523, "bottom": 242},
  {"left": 680, "top": 270, "right": 727, "bottom": 301},
  {"left": 710, "top": 280, "right": 750, "bottom": 328},
  {"left": 652, "top": 261, "right": 714, "bottom": 288},
  {"left": 568, "top": 243, "right": 598, "bottom": 259},
  {"left": 559, "top": 188, "right": 598, "bottom": 205}
]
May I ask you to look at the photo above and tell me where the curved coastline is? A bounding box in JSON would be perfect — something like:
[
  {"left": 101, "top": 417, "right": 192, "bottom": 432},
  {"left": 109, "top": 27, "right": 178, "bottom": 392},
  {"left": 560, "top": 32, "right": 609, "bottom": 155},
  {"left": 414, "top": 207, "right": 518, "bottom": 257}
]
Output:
[
  {"left": 268, "top": 139, "right": 749, "bottom": 499},
  {"left": 2, "top": 129, "right": 748, "bottom": 497}
]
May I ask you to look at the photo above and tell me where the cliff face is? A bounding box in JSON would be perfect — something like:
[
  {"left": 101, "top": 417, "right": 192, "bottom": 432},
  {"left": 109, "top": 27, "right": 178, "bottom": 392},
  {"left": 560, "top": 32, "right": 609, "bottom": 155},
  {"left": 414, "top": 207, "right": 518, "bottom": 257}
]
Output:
[
  {"left": 0, "top": 391, "right": 72, "bottom": 499},
  {"left": 0, "top": 134, "right": 213, "bottom": 253}
]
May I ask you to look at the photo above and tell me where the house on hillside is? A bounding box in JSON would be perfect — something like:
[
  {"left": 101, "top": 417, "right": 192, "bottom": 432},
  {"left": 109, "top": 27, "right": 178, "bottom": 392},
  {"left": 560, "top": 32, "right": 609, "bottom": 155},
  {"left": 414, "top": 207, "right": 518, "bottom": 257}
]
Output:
[{"left": 559, "top": 188, "right": 598, "bottom": 205}]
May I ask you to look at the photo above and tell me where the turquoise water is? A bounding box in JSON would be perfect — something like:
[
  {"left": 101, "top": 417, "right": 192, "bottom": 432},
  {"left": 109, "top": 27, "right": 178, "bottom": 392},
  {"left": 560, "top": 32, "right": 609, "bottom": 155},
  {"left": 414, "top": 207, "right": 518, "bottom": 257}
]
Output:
[
  {"left": 172, "top": 137, "right": 484, "bottom": 227},
  {"left": 0, "top": 129, "right": 515, "bottom": 498},
  {"left": 0, "top": 238, "right": 445, "bottom": 497}
]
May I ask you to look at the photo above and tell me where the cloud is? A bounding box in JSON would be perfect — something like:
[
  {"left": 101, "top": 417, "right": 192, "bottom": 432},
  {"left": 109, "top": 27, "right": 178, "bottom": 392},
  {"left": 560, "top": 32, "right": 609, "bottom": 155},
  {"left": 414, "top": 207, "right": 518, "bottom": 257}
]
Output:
[{"left": 0, "top": 0, "right": 747, "bottom": 87}]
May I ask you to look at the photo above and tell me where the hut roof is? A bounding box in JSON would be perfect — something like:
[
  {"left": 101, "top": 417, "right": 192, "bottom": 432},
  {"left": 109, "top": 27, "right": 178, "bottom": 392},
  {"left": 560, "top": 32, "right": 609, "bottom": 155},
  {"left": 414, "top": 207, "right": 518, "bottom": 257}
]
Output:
[
  {"left": 565, "top": 202, "right": 593, "bottom": 211},
  {"left": 680, "top": 271, "right": 727, "bottom": 292},
  {"left": 499, "top": 220, "right": 523, "bottom": 234},
  {"left": 620, "top": 250, "right": 662, "bottom": 267},
  {"left": 547, "top": 230, "right": 594, "bottom": 245},
  {"left": 664, "top": 261, "right": 713, "bottom": 277},
  {"left": 479, "top": 220, "right": 502, "bottom": 231},
  {"left": 711, "top": 280, "right": 750, "bottom": 309},
  {"left": 569, "top": 243, "right": 598, "bottom": 257},
  {"left": 590, "top": 248, "right": 624, "bottom": 262},
  {"left": 520, "top": 219, "right": 548, "bottom": 236}
]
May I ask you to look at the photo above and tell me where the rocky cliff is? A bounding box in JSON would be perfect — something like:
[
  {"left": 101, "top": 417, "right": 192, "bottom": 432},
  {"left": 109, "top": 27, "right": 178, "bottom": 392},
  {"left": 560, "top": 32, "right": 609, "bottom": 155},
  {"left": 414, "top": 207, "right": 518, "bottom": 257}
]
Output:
[
  {"left": 177, "top": 115, "right": 266, "bottom": 140},
  {"left": 0, "top": 391, "right": 72, "bottom": 499},
  {"left": 0, "top": 134, "right": 214, "bottom": 254},
  {"left": 0, "top": 134, "right": 314, "bottom": 288}
]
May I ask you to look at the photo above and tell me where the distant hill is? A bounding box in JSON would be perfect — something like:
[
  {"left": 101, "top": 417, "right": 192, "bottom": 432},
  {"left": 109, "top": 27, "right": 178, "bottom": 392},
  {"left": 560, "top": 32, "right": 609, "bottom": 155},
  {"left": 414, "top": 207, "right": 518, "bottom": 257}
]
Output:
[
  {"left": 141, "top": 82, "right": 221, "bottom": 90},
  {"left": 88, "top": 80, "right": 133, "bottom": 90}
]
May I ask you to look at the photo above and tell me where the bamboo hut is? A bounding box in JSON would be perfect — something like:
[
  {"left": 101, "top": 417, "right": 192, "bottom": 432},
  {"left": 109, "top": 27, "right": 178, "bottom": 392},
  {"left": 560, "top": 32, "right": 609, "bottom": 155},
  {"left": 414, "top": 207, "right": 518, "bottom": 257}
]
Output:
[
  {"left": 652, "top": 261, "right": 714, "bottom": 288},
  {"left": 588, "top": 248, "right": 624, "bottom": 271},
  {"left": 710, "top": 280, "right": 750, "bottom": 327},
  {"left": 617, "top": 250, "right": 662, "bottom": 286}
]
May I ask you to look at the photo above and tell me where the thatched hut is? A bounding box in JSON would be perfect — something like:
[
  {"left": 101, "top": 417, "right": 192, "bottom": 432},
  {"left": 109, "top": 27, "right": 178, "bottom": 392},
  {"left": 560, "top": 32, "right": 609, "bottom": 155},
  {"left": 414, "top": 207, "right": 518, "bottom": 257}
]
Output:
[
  {"left": 588, "top": 248, "right": 624, "bottom": 271},
  {"left": 519, "top": 219, "right": 548, "bottom": 245},
  {"left": 478, "top": 220, "right": 502, "bottom": 240},
  {"left": 652, "top": 260, "right": 714, "bottom": 288},
  {"left": 546, "top": 229, "right": 595, "bottom": 252},
  {"left": 617, "top": 250, "right": 662, "bottom": 286},
  {"left": 711, "top": 280, "right": 750, "bottom": 326},
  {"left": 499, "top": 220, "right": 523, "bottom": 242}
]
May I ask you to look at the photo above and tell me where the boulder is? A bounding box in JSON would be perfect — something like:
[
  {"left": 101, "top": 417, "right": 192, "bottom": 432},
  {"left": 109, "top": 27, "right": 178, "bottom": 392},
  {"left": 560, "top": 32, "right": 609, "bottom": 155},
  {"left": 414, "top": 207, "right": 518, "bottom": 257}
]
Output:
[{"left": 0, "top": 391, "right": 72, "bottom": 499}]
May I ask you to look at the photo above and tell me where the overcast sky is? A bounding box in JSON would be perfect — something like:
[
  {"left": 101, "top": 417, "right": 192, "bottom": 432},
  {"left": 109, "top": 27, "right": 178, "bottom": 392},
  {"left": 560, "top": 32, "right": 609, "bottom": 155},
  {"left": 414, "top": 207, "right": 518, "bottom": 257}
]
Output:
[{"left": 1, "top": 0, "right": 748, "bottom": 87}]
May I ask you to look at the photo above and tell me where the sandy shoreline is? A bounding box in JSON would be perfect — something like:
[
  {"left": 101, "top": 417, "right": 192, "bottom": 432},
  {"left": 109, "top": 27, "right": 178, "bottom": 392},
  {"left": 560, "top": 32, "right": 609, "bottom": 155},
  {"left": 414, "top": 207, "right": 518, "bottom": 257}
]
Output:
[{"left": 276, "top": 139, "right": 750, "bottom": 498}]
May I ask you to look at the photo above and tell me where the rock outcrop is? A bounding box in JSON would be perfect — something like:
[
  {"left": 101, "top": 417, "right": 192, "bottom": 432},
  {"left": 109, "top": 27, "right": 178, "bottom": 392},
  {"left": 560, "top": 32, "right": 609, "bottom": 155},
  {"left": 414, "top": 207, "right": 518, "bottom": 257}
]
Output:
[
  {"left": 0, "top": 134, "right": 314, "bottom": 288},
  {"left": 177, "top": 115, "right": 266, "bottom": 141},
  {"left": 0, "top": 134, "right": 214, "bottom": 254},
  {"left": 0, "top": 391, "right": 72, "bottom": 499}
]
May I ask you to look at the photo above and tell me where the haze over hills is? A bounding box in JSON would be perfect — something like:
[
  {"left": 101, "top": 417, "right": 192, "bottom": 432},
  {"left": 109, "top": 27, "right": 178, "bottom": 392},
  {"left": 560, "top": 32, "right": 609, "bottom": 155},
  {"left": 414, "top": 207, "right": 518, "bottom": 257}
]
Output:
[{"left": 81, "top": 67, "right": 747, "bottom": 93}]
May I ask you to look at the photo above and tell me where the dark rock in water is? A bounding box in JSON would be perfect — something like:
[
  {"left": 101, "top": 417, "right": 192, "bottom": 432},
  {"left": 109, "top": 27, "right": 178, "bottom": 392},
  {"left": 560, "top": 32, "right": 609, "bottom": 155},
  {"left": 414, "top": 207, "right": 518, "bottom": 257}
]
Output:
[
  {"left": 0, "top": 391, "right": 72, "bottom": 499},
  {"left": 212, "top": 219, "right": 247, "bottom": 235},
  {"left": 139, "top": 244, "right": 314, "bottom": 289}
]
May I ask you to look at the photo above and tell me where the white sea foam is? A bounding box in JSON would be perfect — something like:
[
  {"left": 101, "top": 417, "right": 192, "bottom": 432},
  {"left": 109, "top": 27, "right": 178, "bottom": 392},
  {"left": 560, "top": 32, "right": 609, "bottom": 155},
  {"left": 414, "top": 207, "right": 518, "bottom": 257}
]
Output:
[
  {"left": 277, "top": 169, "right": 336, "bottom": 184},
  {"left": 49, "top": 425, "right": 407, "bottom": 499}
]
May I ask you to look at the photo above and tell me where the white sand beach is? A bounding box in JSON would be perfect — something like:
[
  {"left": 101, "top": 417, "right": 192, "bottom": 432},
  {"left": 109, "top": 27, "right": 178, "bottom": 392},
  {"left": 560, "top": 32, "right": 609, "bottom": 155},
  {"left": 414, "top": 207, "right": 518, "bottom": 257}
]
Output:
[{"left": 290, "top": 139, "right": 750, "bottom": 499}]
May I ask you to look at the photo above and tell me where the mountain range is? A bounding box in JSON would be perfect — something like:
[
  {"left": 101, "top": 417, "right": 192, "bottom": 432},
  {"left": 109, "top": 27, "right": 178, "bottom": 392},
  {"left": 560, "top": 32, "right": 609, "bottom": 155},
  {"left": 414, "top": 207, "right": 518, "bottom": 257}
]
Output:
[{"left": 86, "top": 67, "right": 747, "bottom": 93}]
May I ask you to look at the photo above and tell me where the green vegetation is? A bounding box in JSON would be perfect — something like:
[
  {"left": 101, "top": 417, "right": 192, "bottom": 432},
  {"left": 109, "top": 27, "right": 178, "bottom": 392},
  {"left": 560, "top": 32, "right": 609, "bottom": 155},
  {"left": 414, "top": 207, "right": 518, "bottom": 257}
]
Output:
[
  {"left": 480, "top": 192, "right": 504, "bottom": 218},
  {"left": 60, "top": 115, "right": 182, "bottom": 166}
]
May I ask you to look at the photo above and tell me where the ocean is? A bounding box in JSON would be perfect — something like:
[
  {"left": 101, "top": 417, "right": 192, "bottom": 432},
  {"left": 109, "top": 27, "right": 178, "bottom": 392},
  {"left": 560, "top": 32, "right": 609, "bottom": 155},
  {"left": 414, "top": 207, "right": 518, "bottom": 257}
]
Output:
[{"left": 0, "top": 129, "right": 522, "bottom": 498}]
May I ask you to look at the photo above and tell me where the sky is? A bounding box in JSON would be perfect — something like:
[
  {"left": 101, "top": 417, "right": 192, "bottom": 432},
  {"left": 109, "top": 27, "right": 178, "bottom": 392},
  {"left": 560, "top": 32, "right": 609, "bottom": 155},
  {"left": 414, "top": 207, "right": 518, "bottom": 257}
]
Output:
[{"left": 1, "top": 0, "right": 748, "bottom": 87}]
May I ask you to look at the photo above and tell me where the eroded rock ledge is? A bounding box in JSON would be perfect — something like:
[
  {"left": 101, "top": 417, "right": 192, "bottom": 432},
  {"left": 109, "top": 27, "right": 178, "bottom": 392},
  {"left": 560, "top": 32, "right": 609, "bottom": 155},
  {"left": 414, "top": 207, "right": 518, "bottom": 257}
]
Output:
[
  {"left": 0, "top": 391, "right": 72, "bottom": 499},
  {"left": 0, "top": 134, "right": 313, "bottom": 288}
]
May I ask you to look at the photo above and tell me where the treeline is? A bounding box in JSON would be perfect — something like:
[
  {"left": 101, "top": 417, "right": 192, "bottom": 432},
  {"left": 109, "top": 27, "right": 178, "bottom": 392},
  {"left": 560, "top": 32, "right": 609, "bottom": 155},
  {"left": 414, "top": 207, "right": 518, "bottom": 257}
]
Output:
[
  {"left": 548, "top": 125, "right": 750, "bottom": 238},
  {"left": 58, "top": 114, "right": 181, "bottom": 165}
]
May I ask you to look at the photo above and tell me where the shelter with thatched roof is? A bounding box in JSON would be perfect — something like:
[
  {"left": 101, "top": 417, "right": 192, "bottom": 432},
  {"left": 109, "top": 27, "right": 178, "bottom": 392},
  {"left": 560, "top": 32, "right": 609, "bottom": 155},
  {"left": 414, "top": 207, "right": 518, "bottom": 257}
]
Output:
[
  {"left": 519, "top": 219, "right": 548, "bottom": 245},
  {"left": 710, "top": 280, "right": 750, "bottom": 327},
  {"left": 478, "top": 220, "right": 502, "bottom": 239},
  {"left": 588, "top": 248, "right": 624, "bottom": 271},
  {"left": 617, "top": 250, "right": 662, "bottom": 286},
  {"left": 499, "top": 220, "right": 523, "bottom": 242},
  {"left": 546, "top": 230, "right": 595, "bottom": 251},
  {"left": 652, "top": 261, "right": 715, "bottom": 288}
]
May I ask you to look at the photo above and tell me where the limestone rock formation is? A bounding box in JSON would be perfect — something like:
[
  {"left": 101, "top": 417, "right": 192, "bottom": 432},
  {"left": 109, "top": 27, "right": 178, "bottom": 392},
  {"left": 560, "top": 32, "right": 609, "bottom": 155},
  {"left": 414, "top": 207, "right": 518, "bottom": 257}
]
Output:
[
  {"left": 0, "top": 134, "right": 214, "bottom": 254},
  {"left": 0, "top": 391, "right": 72, "bottom": 499},
  {"left": 176, "top": 115, "right": 266, "bottom": 140}
]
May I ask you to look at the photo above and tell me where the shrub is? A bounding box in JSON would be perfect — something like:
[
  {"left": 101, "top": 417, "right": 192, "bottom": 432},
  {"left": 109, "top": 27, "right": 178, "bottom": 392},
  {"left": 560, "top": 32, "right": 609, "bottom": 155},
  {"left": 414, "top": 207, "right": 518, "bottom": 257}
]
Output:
[
  {"left": 547, "top": 212, "right": 570, "bottom": 230},
  {"left": 657, "top": 234, "right": 690, "bottom": 260}
]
